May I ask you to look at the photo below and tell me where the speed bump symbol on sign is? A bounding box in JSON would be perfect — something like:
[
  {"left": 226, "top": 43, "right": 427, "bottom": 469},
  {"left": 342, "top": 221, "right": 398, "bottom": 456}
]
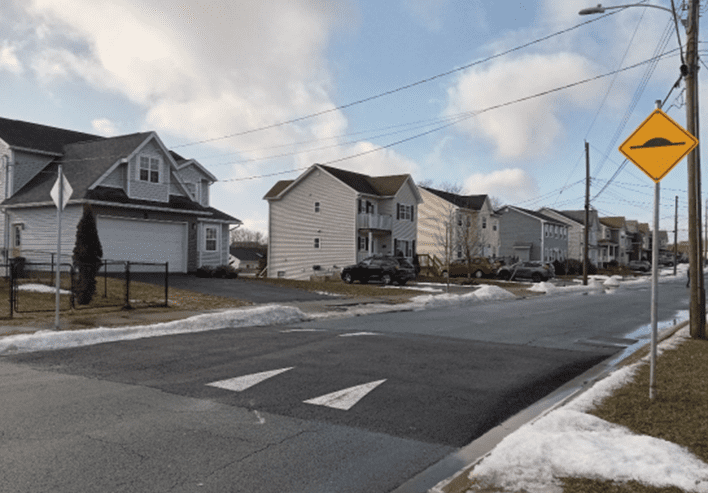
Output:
[{"left": 619, "top": 108, "right": 698, "bottom": 182}]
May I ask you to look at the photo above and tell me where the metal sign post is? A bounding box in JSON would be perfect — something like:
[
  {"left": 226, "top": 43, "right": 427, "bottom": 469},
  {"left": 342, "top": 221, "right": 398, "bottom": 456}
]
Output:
[
  {"left": 619, "top": 102, "right": 698, "bottom": 399},
  {"left": 50, "top": 166, "right": 72, "bottom": 330}
]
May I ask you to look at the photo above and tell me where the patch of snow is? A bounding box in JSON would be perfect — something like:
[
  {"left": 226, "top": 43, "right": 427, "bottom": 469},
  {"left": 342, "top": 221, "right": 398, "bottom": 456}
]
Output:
[
  {"left": 467, "top": 327, "right": 708, "bottom": 493},
  {"left": 0, "top": 305, "right": 310, "bottom": 355},
  {"left": 409, "top": 285, "right": 515, "bottom": 309},
  {"left": 18, "top": 283, "right": 71, "bottom": 295}
]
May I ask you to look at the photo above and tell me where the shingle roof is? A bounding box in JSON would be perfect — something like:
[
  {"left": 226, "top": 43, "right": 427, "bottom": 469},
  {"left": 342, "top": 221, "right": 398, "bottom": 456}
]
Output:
[
  {"left": 3, "top": 132, "right": 152, "bottom": 206},
  {"left": 0, "top": 116, "right": 103, "bottom": 153},
  {"left": 507, "top": 206, "right": 565, "bottom": 224},
  {"left": 264, "top": 165, "right": 415, "bottom": 200},
  {"left": 600, "top": 216, "right": 626, "bottom": 229},
  {"left": 229, "top": 247, "right": 264, "bottom": 261},
  {"left": 263, "top": 180, "right": 294, "bottom": 199},
  {"left": 422, "top": 187, "right": 487, "bottom": 210}
]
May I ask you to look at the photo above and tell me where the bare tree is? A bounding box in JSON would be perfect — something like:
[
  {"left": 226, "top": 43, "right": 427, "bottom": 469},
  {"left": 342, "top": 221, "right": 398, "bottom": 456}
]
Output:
[{"left": 230, "top": 227, "right": 267, "bottom": 246}]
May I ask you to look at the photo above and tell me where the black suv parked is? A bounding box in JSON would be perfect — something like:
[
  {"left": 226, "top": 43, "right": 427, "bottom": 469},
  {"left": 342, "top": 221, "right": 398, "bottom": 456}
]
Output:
[{"left": 341, "top": 256, "right": 416, "bottom": 286}]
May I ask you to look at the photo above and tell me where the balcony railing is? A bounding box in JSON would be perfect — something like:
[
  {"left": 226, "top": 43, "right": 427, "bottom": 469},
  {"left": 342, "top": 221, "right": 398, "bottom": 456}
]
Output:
[{"left": 357, "top": 213, "right": 392, "bottom": 231}]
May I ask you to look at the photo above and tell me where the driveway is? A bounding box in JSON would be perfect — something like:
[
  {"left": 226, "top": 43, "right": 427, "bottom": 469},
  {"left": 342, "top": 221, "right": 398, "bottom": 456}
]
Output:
[{"left": 130, "top": 273, "right": 335, "bottom": 304}]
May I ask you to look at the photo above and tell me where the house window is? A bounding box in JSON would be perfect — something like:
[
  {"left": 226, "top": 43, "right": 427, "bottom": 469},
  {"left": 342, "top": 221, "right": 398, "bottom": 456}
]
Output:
[
  {"left": 314, "top": 238, "right": 320, "bottom": 249},
  {"left": 205, "top": 227, "right": 218, "bottom": 251},
  {"left": 358, "top": 236, "right": 369, "bottom": 251},
  {"left": 397, "top": 204, "right": 413, "bottom": 221},
  {"left": 13, "top": 224, "right": 21, "bottom": 248},
  {"left": 482, "top": 218, "right": 487, "bottom": 229},
  {"left": 139, "top": 156, "right": 160, "bottom": 183},
  {"left": 314, "top": 202, "right": 320, "bottom": 213}
]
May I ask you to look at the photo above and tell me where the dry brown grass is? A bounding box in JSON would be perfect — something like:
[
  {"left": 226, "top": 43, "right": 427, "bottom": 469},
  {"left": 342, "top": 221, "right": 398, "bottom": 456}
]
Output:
[{"left": 0, "top": 274, "right": 250, "bottom": 328}]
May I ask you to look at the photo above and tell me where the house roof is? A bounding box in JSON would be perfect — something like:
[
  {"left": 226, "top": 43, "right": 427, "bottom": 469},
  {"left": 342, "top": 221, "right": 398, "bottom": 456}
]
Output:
[
  {"left": 421, "top": 187, "right": 487, "bottom": 210},
  {"left": 3, "top": 132, "right": 152, "bottom": 206},
  {"left": 600, "top": 216, "right": 626, "bottom": 229},
  {"left": 264, "top": 164, "right": 420, "bottom": 201},
  {"left": 0, "top": 116, "right": 103, "bottom": 154},
  {"left": 503, "top": 205, "right": 565, "bottom": 225},
  {"left": 263, "top": 180, "right": 294, "bottom": 199},
  {"left": 229, "top": 246, "right": 264, "bottom": 261}
]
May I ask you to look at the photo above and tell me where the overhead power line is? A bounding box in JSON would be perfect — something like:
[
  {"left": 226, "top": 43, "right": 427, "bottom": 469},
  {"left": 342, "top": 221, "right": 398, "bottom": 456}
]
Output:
[{"left": 170, "top": 11, "right": 624, "bottom": 149}]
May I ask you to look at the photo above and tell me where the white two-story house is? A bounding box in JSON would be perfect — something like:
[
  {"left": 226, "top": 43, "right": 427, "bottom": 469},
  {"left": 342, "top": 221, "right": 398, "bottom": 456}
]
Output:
[{"left": 263, "top": 164, "right": 422, "bottom": 280}]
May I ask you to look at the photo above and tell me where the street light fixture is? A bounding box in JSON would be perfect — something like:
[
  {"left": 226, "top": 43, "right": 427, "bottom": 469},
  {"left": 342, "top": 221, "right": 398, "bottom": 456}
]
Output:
[
  {"left": 579, "top": 3, "right": 675, "bottom": 15},
  {"left": 579, "top": 1, "right": 706, "bottom": 341}
]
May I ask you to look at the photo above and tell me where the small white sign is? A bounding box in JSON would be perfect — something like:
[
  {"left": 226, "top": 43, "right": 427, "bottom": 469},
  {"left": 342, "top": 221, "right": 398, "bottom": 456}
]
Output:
[{"left": 50, "top": 174, "right": 73, "bottom": 210}]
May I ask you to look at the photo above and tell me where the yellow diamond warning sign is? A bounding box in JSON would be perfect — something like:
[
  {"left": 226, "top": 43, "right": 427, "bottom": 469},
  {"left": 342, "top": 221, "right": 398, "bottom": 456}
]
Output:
[{"left": 619, "top": 109, "right": 698, "bottom": 182}]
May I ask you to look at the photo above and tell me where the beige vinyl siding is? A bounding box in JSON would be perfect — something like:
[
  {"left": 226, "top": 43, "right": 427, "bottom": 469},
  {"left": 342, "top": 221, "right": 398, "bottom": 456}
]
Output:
[
  {"left": 128, "top": 139, "right": 169, "bottom": 203},
  {"left": 8, "top": 205, "right": 83, "bottom": 265},
  {"left": 417, "top": 187, "right": 457, "bottom": 260},
  {"left": 268, "top": 169, "right": 357, "bottom": 280}
]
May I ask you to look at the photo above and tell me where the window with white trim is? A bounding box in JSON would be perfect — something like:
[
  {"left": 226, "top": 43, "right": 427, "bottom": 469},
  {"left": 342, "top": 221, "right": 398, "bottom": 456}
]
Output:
[
  {"left": 139, "top": 156, "right": 161, "bottom": 183},
  {"left": 205, "top": 226, "right": 218, "bottom": 251},
  {"left": 13, "top": 224, "right": 22, "bottom": 248},
  {"left": 314, "top": 238, "right": 320, "bottom": 249},
  {"left": 314, "top": 202, "right": 320, "bottom": 213}
]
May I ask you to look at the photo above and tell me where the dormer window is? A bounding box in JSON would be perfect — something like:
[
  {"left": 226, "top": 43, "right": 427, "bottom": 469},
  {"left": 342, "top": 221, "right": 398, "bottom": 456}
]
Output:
[{"left": 140, "top": 156, "right": 160, "bottom": 183}]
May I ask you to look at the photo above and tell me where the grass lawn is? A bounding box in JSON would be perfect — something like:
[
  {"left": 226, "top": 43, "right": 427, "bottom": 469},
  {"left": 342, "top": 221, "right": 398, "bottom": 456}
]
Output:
[
  {"left": 559, "top": 335, "right": 708, "bottom": 492},
  {"left": 0, "top": 273, "right": 250, "bottom": 328}
]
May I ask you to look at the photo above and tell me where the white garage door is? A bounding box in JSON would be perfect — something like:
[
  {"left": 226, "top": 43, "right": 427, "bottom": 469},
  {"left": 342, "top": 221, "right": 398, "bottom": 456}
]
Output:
[{"left": 96, "top": 216, "right": 187, "bottom": 273}]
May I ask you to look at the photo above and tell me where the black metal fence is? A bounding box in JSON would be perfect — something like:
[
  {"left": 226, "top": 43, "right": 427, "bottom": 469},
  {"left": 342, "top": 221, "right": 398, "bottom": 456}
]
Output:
[{"left": 3, "top": 259, "right": 169, "bottom": 319}]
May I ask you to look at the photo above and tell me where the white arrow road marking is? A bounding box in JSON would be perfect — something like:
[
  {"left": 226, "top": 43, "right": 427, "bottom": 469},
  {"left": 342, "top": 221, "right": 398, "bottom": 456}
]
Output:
[
  {"left": 207, "top": 367, "right": 294, "bottom": 392},
  {"left": 303, "top": 379, "right": 387, "bottom": 410}
]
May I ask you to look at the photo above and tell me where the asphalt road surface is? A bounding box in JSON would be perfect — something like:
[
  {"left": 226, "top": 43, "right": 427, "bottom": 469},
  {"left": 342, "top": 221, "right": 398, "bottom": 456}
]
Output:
[{"left": 2, "top": 275, "right": 691, "bottom": 493}]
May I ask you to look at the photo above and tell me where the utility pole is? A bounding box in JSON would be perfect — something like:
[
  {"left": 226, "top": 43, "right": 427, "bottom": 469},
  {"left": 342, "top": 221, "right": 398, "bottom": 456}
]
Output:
[
  {"left": 685, "top": 0, "right": 705, "bottom": 339},
  {"left": 584, "top": 141, "right": 590, "bottom": 286},
  {"left": 674, "top": 195, "right": 678, "bottom": 276}
]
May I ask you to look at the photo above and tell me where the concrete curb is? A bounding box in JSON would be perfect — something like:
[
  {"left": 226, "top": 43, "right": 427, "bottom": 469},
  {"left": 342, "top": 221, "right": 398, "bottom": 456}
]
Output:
[{"left": 400, "top": 318, "right": 691, "bottom": 493}]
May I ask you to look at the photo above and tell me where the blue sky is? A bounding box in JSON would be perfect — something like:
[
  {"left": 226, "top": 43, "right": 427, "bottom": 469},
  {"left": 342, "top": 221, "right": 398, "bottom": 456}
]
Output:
[{"left": 1, "top": 0, "right": 706, "bottom": 240}]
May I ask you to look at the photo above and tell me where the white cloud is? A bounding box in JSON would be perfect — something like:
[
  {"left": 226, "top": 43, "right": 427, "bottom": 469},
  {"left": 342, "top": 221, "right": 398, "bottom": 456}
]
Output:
[
  {"left": 464, "top": 168, "right": 539, "bottom": 203},
  {"left": 91, "top": 118, "right": 118, "bottom": 136},
  {"left": 401, "top": 0, "right": 448, "bottom": 32},
  {"left": 0, "top": 41, "right": 23, "bottom": 74},
  {"left": 446, "top": 52, "right": 603, "bottom": 160}
]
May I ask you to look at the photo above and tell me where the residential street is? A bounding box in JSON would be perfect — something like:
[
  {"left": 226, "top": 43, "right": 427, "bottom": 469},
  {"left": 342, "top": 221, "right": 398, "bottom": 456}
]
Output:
[{"left": 1, "top": 276, "right": 691, "bottom": 493}]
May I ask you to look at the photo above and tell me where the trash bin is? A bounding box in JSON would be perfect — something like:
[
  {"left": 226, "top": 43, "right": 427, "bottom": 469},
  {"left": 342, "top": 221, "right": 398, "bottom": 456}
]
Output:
[{"left": 10, "top": 257, "right": 26, "bottom": 278}]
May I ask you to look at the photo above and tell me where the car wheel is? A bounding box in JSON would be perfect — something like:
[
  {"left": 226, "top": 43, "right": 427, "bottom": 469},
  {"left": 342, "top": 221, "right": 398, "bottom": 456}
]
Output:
[
  {"left": 531, "top": 273, "right": 542, "bottom": 283},
  {"left": 441, "top": 270, "right": 448, "bottom": 278},
  {"left": 381, "top": 273, "right": 392, "bottom": 285},
  {"left": 397, "top": 279, "right": 407, "bottom": 286},
  {"left": 473, "top": 270, "right": 483, "bottom": 279},
  {"left": 342, "top": 273, "right": 353, "bottom": 284},
  {"left": 498, "top": 271, "right": 511, "bottom": 281}
]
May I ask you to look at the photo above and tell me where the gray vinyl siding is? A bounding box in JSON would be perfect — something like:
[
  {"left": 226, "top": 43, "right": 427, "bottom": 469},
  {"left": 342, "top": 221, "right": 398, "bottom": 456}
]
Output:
[
  {"left": 268, "top": 169, "right": 357, "bottom": 280},
  {"left": 127, "top": 139, "right": 169, "bottom": 203},
  {"left": 498, "top": 209, "right": 543, "bottom": 261},
  {"left": 7, "top": 205, "right": 83, "bottom": 265},
  {"left": 101, "top": 162, "right": 127, "bottom": 190},
  {"left": 12, "top": 150, "right": 54, "bottom": 196},
  {"left": 391, "top": 182, "right": 418, "bottom": 251},
  {"left": 198, "top": 222, "right": 227, "bottom": 267},
  {"left": 176, "top": 164, "right": 210, "bottom": 203},
  {"left": 200, "top": 181, "right": 209, "bottom": 207}
]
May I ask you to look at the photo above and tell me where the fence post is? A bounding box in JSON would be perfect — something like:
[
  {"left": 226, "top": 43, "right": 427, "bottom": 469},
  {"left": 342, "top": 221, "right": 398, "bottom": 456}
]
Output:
[
  {"left": 9, "top": 262, "right": 14, "bottom": 319},
  {"left": 104, "top": 259, "right": 107, "bottom": 298},
  {"left": 164, "top": 261, "right": 169, "bottom": 307},
  {"left": 50, "top": 253, "right": 55, "bottom": 287},
  {"left": 70, "top": 264, "right": 75, "bottom": 309},
  {"left": 124, "top": 261, "right": 132, "bottom": 310}
]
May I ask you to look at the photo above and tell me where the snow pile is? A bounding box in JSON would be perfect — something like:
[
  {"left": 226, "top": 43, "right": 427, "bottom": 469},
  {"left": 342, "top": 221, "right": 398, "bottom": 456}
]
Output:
[
  {"left": 467, "top": 327, "right": 708, "bottom": 493},
  {"left": 0, "top": 305, "right": 309, "bottom": 355},
  {"left": 603, "top": 275, "right": 622, "bottom": 288},
  {"left": 18, "top": 283, "right": 71, "bottom": 295},
  {"left": 469, "top": 409, "right": 708, "bottom": 493},
  {"left": 409, "top": 285, "right": 515, "bottom": 309}
]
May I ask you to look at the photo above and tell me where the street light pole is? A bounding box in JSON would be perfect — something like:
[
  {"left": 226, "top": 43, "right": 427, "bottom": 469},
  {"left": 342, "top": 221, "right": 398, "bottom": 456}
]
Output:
[{"left": 580, "top": 1, "right": 706, "bottom": 340}]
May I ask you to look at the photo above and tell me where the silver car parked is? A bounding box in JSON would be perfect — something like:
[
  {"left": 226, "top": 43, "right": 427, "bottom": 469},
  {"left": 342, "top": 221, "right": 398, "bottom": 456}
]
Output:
[{"left": 496, "top": 261, "right": 555, "bottom": 282}]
